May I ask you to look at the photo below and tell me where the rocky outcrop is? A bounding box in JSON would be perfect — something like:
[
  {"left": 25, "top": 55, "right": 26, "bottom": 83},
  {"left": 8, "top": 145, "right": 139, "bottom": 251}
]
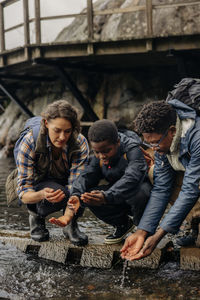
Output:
[
  {"left": 0, "top": 66, "right": 174, "bottom": 157},
  {"left": 0, "top": 63, "right": 180, "bottom": 157},
  {"left": 1, "top": 0, "right": 199, "bottom": 156},
  {"left": 55, "top": 0, "right": 200, "bottom": 43},
  {"left": 0, "top": 79, "right": 84, "bottom": 157}
]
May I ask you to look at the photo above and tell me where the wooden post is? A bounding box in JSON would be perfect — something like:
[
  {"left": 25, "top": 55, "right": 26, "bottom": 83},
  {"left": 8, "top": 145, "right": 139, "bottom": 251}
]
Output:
[
  {"left": 57, "top": 66, "right": 98, "bottom": 121},
  {"left": 35, "top": 0, "right": 41, "bottom": 44},
  {"left": 23, "top": 0, "right": 30, "bottom": 45},
  {"left": 87, "top": 0, "right": 93, "bottom": 41},
  {"left": 87, "top": 0, "right": 94, "bottom": 55},
  {"left": 0, "top": 3, "right": 5, "bottom": 52},
  {"left": 146, "top": 0, "right": 153, "bottom": 37},
  {"left": 0, "top": 80, "right": 34, "bottom": 117}
]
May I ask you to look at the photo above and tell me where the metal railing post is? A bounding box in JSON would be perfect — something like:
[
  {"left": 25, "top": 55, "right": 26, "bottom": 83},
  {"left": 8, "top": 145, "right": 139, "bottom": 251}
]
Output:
[
  {"left": 0, "top": 3, "right": 5, "bottom": 52},
  {"left": 35, "top": 0, "right": 41, "bottom": 44}
]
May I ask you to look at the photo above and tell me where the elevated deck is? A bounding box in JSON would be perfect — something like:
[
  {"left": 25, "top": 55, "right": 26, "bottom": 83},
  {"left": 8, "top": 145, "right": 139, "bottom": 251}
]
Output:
[
  {"left": 0, "top": 0, "right": 200, "bottom": 69},
  {"left": 0, "top": 0, "right": 200, "bottom": 118}
]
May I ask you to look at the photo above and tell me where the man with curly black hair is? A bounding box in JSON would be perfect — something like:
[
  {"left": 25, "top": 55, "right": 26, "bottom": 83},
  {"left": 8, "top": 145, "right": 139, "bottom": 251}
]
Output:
[{"left": 121, "top": 100, "right": 200, "bottom": 260}]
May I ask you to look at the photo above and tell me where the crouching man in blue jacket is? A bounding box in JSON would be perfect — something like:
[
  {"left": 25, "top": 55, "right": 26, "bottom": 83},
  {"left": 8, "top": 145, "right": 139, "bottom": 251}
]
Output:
[
  {"left": 50, "top": 119, "right": 152, "bottom": 244},
  {"left": 121, "top": 100, "right": 200, "bottom": 261}
]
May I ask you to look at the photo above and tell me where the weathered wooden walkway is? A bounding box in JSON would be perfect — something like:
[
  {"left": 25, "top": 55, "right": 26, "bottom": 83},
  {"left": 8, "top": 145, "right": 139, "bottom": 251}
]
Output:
[
  {"left": 0, "top": 0, "right": 200, "bottom": 68},
  {"left": 0, "top": 0, "right": 200, "bottom": 119},
  {"left": 0, "top": 229, "right": 200, "bottom": 271}
]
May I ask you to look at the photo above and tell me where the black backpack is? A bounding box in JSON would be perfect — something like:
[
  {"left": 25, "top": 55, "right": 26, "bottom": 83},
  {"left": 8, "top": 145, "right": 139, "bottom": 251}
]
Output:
[{"left": 166, "top": 78, "right": 200, "bottom": 115}]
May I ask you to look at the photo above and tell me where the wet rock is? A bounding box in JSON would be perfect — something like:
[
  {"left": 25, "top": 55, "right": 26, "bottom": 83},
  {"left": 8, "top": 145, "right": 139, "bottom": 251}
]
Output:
[
  {"left": 180, "top": 247, "right": 200, "bottom": 270},
  {"left": 0, "top": 230, "right": 162, "bottom": 269},
  {"left": 0, "top": 236, "right": 40, "bottom": 252},
  {"left": 128, "top": 248, "right": 161, "bottom": 269},
  {"left": 80, "top": 244, "right": 120, "bottom": 268},
  {"left": 38, "top": 239, "right": 70, "bottom": 264}
]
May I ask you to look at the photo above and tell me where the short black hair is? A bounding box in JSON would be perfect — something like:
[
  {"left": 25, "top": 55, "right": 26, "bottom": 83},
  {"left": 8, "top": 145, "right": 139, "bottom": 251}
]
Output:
[
  {"left": 88, "top": 119, "right": 118, "bottom": 144},
  {"left": 134, "top": 100, "right": 177, "bottom": 134}
]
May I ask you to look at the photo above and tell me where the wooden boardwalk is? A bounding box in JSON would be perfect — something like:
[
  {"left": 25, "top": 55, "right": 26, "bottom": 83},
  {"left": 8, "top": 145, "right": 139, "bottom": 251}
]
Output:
[
  {"left": 0, "top": 0, "right": 200, "bottom": 119},
  {"left": 0, "top": 0, "right": 200, "bottom": 68}
]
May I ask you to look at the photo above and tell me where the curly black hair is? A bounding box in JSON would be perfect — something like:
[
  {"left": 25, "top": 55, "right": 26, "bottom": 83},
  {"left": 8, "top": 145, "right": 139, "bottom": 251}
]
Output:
[
  {"left": 88, "top": 119, "right": 118, "bottom": 144},
  {"left": 134, "top": 100, "right": 177, "bottom": 134}
]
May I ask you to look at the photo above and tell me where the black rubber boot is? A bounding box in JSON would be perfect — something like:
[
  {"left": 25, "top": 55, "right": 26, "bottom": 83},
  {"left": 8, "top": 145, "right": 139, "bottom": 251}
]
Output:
[
  {"left": 63, "top": 217, "right": 88, "bottom": 246},
  {"left": 28, "top": 211, "right": 49, "bottom": 242}
]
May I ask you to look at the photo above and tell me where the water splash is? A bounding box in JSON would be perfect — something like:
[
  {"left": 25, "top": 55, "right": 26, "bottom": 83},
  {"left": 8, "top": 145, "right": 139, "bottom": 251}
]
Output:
[{"left": 120, "top": 259, "right": 131, "bottom": 288}]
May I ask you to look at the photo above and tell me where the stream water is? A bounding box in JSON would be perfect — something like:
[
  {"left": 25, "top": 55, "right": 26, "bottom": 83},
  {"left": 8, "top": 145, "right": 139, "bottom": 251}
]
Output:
[{"left": 0, "top": 158, "right": 200, "bottom": 300}]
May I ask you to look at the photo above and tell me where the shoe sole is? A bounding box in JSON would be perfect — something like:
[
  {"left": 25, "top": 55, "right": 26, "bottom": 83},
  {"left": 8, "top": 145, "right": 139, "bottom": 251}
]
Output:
[
  {"left": 104, "top": 223, "right": 135, "bottom": 245},
  {"left": 31, "top": 235, "right": 49, "bottom": 242}
]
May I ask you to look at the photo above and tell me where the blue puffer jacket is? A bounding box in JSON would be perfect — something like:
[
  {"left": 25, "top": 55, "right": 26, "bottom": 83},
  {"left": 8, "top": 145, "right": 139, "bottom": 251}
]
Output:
[{"left": 138, "top": 99, "right": 200, "bottom": 235}]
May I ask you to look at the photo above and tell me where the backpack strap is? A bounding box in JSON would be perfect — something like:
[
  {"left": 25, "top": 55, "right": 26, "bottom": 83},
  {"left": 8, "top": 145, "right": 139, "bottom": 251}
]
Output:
[
  {"left": 13, "top": 116, "right": 42, "bottom": 163},
  {"left": 25, "top": 116, "right": 42, "bottom": 145}
]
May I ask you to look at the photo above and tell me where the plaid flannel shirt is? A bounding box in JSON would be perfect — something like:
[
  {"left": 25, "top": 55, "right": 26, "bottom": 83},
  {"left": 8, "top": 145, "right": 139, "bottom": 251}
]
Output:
[{"left": 16, "top": 130, "right": 89, "bottom": 199}]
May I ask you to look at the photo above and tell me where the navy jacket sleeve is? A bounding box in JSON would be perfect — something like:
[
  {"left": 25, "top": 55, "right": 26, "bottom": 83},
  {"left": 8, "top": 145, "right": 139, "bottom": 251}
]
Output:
[
  {"left": 104, "top": 146, "right": 147, "bottom": 205},
  {"left": 138, "top": 152, "right": 175, "bottom": 235},
  {"left": 160, "top": 134, "right": 200, "bottom": 234},
  {"left": 70, "top": 156, "right": 103, "bottom": 197}
]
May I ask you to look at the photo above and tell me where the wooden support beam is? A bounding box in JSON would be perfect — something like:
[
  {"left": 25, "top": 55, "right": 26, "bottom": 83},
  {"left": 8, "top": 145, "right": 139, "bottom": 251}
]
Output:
[
  {"left": 87, "top": 0, "right": 94, "bottom": 55},
  {"left": 57, "top": 66, "right": 99, "bottom": 121},
  {"left": 0, "top": 79, "right": 34, "bottom": 117},
  {"left": 87, "top": 0, "right": 93, "bottom": 42},
  {"left": 0, "top": 73, "right": 56, "bottom": 81},
  {"left": 23, "top": 0, "right": 30, "bottom": 45},
  {"left": 0, "top": 3, "right": 5, "bottom": 52},
  {"left": 0, "top": 56, "right": 5, "bottom": 67},
  {"left": 1, "top": 0, "right": 19, "bottom": 7},
  {"left": 35, "top": 0, "right": 41, "bottom": 44},
  {"left": 146, "top": 0, "right": 153, "bottom": 37}
]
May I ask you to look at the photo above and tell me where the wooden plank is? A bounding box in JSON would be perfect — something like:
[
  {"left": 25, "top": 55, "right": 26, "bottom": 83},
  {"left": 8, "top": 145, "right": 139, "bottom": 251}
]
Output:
[
  {"left": 146, "top": 0, "right": 153, "bottom": 37},
  {"left": 93, "top": 5, "right": 145, "bottom": 16},
  {"left": 40, "top": 13, "right": 86, "bottom": 21},
  {"left": 87, "top": 0, "right": 93, "bottom": 42},
  {"left": 34, "top": 0, "right": 41, "bottom": 44},
  {"left": 154, "top": 1, "right": 200, "bottom": 10},
  {"left": 23, "top": 0, "right": 30, "bottom": 45},
  {"left": 0, "top": 3, "right": 5, "bottom": 52},
  {"left": 4, "top": 23, "right": 24, "bottom": 33},
  {"left": 1, "top": 0, "right": 19, "bottom": 8}
]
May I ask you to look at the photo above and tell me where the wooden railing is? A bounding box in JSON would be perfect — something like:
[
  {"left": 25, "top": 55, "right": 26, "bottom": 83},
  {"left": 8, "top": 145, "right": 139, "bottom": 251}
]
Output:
[{"left": 0, "top": 0, "right": 200, "bottom": 53}]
